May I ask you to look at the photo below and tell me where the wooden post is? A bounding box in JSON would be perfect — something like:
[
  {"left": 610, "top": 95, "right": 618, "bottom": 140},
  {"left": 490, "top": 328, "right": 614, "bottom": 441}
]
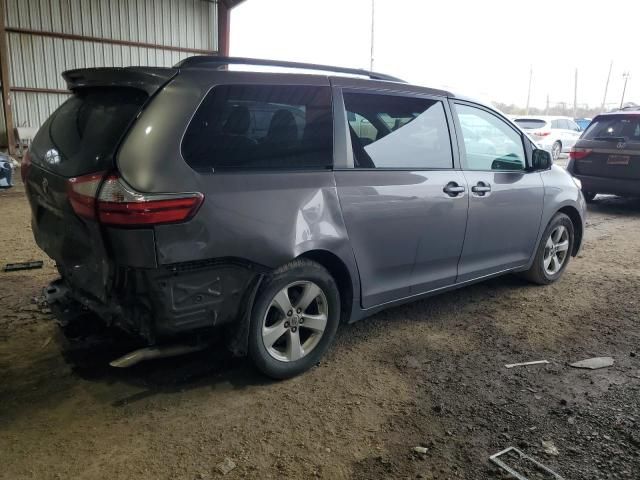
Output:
[{"left": 0, "top": 0, "right": 16, "bottom": 155}]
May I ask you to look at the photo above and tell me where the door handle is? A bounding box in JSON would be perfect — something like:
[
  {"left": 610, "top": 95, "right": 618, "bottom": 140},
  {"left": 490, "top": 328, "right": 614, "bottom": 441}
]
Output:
[
  {"left": 471, "top": 182, "right": 491, "bottom": 196},
  {"left": 443, "top": 182, "right": 466, "bottom": 197}
]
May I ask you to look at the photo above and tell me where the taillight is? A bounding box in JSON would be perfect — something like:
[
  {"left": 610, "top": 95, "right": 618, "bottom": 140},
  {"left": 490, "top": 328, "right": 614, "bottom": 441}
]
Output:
[
  {"left": 67, "top": 172, "right": 105, "bottom": 219},
  {"left": 534, "top": 130, "right": 551, "bottom": 137},
  {"left": 569, "top": 147, "right": 592, "bottom": 160},
  {"left": 20, "top": 150, "right": 32, "bottom": 183},
  {"left": 67, "top": 172, "right": 204, "bottom": 226}
]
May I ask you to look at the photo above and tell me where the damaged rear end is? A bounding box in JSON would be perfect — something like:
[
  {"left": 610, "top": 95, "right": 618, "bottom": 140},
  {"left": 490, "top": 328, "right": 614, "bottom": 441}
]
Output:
[{"left": 25, "top": 67, "right": 243, "bottom": 345}]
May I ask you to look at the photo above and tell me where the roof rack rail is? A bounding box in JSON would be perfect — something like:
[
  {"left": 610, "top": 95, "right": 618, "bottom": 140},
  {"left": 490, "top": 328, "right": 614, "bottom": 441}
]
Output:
[{"left": 174, "top": 55, "right": 405, "bottom": 83}]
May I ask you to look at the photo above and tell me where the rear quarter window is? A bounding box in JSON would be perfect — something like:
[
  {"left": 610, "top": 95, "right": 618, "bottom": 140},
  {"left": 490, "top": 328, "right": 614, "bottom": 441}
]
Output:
[{"left": 181, "top": 85, "right": 333, "bottom": 172}]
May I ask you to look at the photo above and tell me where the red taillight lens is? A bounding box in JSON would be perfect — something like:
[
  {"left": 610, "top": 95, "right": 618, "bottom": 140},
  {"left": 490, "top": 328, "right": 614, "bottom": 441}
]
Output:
[
  {"left": 569, "top": 147, "right": 592, "bottom": 160},
  {"left": 534, "top": 130, "right": 551, "bottom": 137},
  {"left": 67, "top": 172, "right": 104, "bottom": 219},
  {"left": 20, "top": 150, "right": 32, "bottom": 183},
  {"left": 67, "top": 173, "right": 204, "bottom": 226}
]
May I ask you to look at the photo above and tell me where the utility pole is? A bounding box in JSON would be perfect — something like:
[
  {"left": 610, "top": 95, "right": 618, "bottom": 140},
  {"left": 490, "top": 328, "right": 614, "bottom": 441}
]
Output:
[
  {"left": 525, "top": 66, "right": 533, "bottom": 115},
  {"left": 545, "top": 94, "right": 550, "bottom": 115},
  {"left": 369, "top": 0, "right": 375, "bottom": 71},
  {"left": 620, "top": 71, "right": 630, "bottom": 108},
  {"left": 573, "top": 68, "right": 578, "bottom": 117},
  {"left": 601, "top": 61, "right": 613, "bottom": 112}
]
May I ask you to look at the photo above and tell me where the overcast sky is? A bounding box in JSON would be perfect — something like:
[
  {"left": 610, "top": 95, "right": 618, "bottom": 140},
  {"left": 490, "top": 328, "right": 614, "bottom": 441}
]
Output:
[{"left": 231, "top": 0, "right": 639, "bottom": 110}]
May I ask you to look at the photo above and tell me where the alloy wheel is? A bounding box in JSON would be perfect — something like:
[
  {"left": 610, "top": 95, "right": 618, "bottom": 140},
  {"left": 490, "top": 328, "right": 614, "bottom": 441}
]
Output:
[
  {"left": 261, "top": 281, "right": 328, "bottom": 362},
  {"left": 543, "top": 225, "right": 569, "bottom": 275}
]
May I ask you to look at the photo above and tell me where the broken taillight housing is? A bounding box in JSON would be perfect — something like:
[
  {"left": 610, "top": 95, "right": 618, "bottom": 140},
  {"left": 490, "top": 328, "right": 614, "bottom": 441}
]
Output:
[{"left": 67, "top": 172, "right": 204, "bottom": 226}]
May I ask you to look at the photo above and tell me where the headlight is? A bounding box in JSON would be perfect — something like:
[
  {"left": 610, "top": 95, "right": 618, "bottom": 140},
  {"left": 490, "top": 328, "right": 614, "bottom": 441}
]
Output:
[{"left": 572, "top": 176, "right": 582, "bottom": 190}]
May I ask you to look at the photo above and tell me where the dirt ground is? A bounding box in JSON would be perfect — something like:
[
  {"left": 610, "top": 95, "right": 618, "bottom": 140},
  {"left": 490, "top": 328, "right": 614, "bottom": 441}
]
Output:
[{"left": 1, "top": 173, "right": 639, "bottom": 480}]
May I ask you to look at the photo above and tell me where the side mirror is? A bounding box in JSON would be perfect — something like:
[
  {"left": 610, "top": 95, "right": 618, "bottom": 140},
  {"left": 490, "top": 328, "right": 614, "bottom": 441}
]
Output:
[{"left": 531, "top": 149, "right": 552, "bottom": 170}]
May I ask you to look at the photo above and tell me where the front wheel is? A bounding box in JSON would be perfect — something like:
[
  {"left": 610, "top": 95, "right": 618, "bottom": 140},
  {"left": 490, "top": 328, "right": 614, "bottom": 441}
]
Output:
[
  {"left": 522, "top": 213, "right": 574, "bottom": 285},
  {"left": 248, "top": 259, "right": 340, "bottom": 379}
]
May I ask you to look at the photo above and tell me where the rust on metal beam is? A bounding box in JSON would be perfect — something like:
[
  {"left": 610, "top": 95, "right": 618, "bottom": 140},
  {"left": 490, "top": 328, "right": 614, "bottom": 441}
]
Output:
[
  {"left": 0, "top": 0, "right": 16, "bottom": 154},
  {"left": 11, "top": 86, "right": 70, "bottom": 95},
  {"left": 5, "top": 27, "right": 217, "bottom": 56}
]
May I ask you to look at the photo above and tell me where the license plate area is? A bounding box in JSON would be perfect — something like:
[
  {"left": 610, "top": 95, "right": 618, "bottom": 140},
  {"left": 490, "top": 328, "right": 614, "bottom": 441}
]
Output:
[{"left": 607, "top": 155, "right": 630, "bottom": 165}]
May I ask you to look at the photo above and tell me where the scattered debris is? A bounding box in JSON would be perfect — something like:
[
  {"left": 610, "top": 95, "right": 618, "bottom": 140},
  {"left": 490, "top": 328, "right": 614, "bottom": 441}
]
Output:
[
  {"left": 41, "top": 336, "right": 53, "bottom": 348},
  {"left": 490, "top": 446, "right": 565, "bottom": 480},
  {"left": 505, "top": 360, "right": 549, "bottom": 369},
  {"left": 216, "top": 457, "right": 236, "bottom": 476},
  {"left": 541, "top": 440, "right": 559, "bottom": 456},
  {"left": 569, "top": 357, "right": 614, "bottom": 370},
  {"left": 412, "top": 446, "right": 428, "bottom": 454},
  {"left": 3, "top": 261, "right": 44, "bottom": 272}
]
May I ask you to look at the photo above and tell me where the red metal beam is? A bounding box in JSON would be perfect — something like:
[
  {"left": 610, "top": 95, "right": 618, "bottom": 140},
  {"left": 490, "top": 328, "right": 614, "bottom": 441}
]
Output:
[
  {"left": 0, "top": 0, "right": 16, "bottom": 154},
  {"left": 5, "top": 27, "right": 217, "bottom": 55},
  {"left": 218, "top": 1, "right": 231, "bottom": 56}
]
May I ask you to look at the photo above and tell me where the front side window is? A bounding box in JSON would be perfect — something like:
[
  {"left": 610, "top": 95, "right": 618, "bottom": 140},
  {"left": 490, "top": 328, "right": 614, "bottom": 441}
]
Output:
[
  {"left": 182, "top": 85, "right": 333, "bottom": 171},
  {"left": 455, "top": 104, "right": 526, "bottom": 171},
  {"left": 343, "top": 92, "right": 453, "bottom": 169}
]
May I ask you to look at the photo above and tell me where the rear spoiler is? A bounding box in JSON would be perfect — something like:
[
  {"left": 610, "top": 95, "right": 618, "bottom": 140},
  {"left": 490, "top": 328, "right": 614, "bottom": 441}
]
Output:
[{"left": 62, "top": 67, "right": 178, "bottom": 96}]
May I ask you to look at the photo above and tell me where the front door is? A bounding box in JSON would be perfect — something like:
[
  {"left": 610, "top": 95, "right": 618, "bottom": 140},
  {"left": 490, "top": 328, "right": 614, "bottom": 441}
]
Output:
[
  {"left": 334, "top": 88, "right": 468, "bottom": 308},
  {"left": 452, "top": 102, "right": 545, "bottom": 282}
]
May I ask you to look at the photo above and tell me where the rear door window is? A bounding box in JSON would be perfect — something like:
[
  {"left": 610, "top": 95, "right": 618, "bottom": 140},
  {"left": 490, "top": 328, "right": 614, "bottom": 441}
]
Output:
[
  {"left": 583, "top": 115, "right": 640, "bottom": 143},
  {"left": 182, "top": 85, "right": 333, "bottom": 172},
  {"left": 343, "top": 92, "right": 453, "bottom": 169},
  {"left": 31, "top": 87, "right": 148, "bottom": 177}
]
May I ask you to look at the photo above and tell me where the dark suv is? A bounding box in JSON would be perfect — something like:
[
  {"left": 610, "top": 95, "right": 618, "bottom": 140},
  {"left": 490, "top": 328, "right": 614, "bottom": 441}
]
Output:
[
  {"left": 24, "top": 57, "right": 586, "bottom": 378},
  {"left": 568, "top": 109, "right": 640, "bottom": 201}
]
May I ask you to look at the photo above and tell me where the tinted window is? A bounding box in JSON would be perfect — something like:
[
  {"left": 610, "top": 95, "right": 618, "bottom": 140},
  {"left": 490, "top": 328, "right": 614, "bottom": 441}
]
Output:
[
  {"left": 182, "top": 85, "right": 333, "bottom": 171},
  {"left": 583, "top": 115, "right": 640, "bottom": 143},
  {"left": 567, "top": 120, "right": 581, "bottom": 131},
  {"left": 344, "top": 92, "right": 453, "bottom": 169},
  {"left": 455, "top": 104, "right": 526, "bottom": 171},
  {"left": 31, "top": 87, "right": 148, "bottom": 176},
  {"left": 550, "top": 120, "right": 561, "bottom": 129},
  {"left": 514, "top": 118, "right": 546, "bottom": 129}
]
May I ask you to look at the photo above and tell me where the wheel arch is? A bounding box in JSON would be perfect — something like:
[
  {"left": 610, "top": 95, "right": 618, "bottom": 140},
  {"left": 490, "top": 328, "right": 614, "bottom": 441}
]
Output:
[
  {"left": 557, "top": 205, "right": 583, "bottom": 256},
  {"left": 298, "top": 249, "right": 354, "bottom": 323}
]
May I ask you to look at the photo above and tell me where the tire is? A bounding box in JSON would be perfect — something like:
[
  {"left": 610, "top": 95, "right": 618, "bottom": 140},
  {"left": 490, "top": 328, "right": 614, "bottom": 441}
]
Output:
[
  {"left": 522, "top": 212, "right": 574, "bottom": 285},
  {"left": 583, "top": 191, "right": 597, "bottom": 203},
  {"left": 248, "top": 259, "right": 340, "bottom": 379},
  {"left": 551, "top": 141, "right": 562, "bottom": 161}
]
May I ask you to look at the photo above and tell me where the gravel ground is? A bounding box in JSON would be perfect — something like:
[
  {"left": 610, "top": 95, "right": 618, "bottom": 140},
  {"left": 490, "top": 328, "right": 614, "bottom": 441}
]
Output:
[{"left": 1, "top": 174, "right": 639, "bottom": 480}]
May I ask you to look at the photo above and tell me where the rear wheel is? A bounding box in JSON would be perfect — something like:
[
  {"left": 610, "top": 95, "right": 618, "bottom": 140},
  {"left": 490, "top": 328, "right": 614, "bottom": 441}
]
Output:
[
  {"left": 583, "top": 191, "right": 597, "bottom": 202},
  {"left": 248, "top": 259, "right": 340, "bottom": 379},
  {"left": 522, "top": 213, "right": 574, "bottom": 285},
  {"left": 551, "top": 141, "right": 562, "bottom": 161}
]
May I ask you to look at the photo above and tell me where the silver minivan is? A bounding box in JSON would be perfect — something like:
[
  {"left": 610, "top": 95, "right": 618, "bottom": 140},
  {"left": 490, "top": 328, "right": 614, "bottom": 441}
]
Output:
[{"left": 24, "top": 57, "right": 586, "bottom": 378}]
